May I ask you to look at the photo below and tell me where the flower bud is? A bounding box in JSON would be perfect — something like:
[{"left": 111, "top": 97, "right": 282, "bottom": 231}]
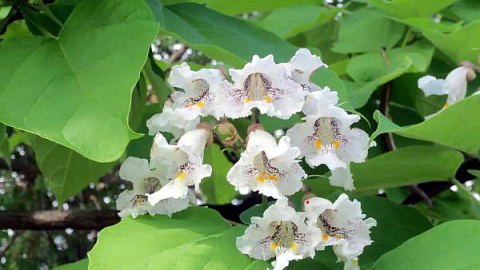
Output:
[{"left": 215, "top": 122, "right": 238, "bottom": 147}]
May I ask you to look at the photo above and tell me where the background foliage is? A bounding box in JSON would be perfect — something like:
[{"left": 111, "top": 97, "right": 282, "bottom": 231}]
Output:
[{"left": 0, "top": 0, "right": 480, "bottom": 269}]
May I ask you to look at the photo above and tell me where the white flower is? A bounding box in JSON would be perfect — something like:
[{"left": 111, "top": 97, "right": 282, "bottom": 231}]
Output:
[
  {"left": 148, "top": 129, "right": 212, "bottom": 205},
  {"left": 418, "top": 65, "right": 476, "bottom": 108},
  {"left": 146, "top": 106, "right": 199, "bottom": 139},
  {"left": 227, "top": 130, "right": 306, "bottom": 199},
  {"left": 302, "top": 87, "right": 339, "bottom": 116},
  {"left": 146, "top": 63, "right": 224, "bottom": 138},
  {"left": 217, "top": 54, "right": 305, "bottom": 119},
  {"left": 304, "top": 194, "right": 376, "bottom": 268},
  {"left": 237, "top": 199, "right": 322, "bottom": 270},
  {"left": 116, "top": 157, "right": 192, "bottom": 218},
  {"left": 286, "top": 105, "right": 370, "bottom": 190},
  {"left": 285, "top": 48, "right": 327, "bottom": 92}
]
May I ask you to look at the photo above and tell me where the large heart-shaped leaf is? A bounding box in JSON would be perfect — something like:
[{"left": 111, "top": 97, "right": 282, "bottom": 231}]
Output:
[
  {"left": 149, "top": 2, "right": 297, "bottom": 67},
  {"left": 31, "top": 136, "right": 114, "bottom": 204},
  {"left": 372, "top": 95, "right": 480, "bottom": 156},
  {"left": 305, "top": 145, "right": 463, "bottom": 197},
  {"left": 0, "top": 0, "right": 158, "bottom": 162},
  {"left": 423, "top": 21, "right": 480, "bottom": 64},
  {"left": 88, "top": 207, "right": 268, "bottom": 270},
  {"left": 371, "top": 220, "right": 480, "bottom": 269}
]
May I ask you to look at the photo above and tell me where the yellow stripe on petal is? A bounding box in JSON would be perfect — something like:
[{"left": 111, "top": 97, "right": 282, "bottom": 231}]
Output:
[
  {"left": 290, "top": 243, "right": 298, "bottom": 251},
  {"left": 314, "top": 139, "right": 322, "bottom": 150},
  {"left": 270, "top": 242, "right": 278, "bottom": 251},
  {"left": 196, "top": 100, "right": 205, "bottom": 108},
  {"left": 175, "top": 171, "right": 188, "bottom": 181}
]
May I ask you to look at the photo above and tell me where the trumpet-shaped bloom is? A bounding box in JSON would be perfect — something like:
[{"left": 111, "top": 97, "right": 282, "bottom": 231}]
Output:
[
  {"left": 302, "top": 87, "right": 339, "bottom": 116},
  {"left": 217, "top": 54, "right": 305, "bottom": 119},
  {"left": 285, "top": 48, "right": 327, "bottom": 92},
  {"left": 237, "top": 199, "right": 322, "bottom": 270},
  {"left": 304, "top": 194, "right": 376, "bottom": 268},
  {"left": 146, "top": 63, "right": 224, "bottom": 138},
  {"left": 287, "top": 105, "right": 370, "bottom": 190},
  {"left": 418, "top": 65, "right": 476, "bottom": 108},
  {"left": 227, "top": 130, "right": 306, "bottom": 199},
  {"left": 148, "top": 129, "right": 212, "bottom": 205},
  {"left": 116, "top": 157, "right": 192, "bottom": 218}
]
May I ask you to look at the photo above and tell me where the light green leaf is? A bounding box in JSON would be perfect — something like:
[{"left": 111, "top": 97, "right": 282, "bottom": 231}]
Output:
[
  {"left": 0, "top": 0, "right": 158, "bottom": 162},
  {"left": 397, "top": 17, "right": 463, "bottom": 33},
  {"left": 306, "top": 145, "right": 463, "bottom": 195},
  {"left": 152, "top": 3, "right": 298, "bottom": 67},
  {"left": 88, "top": 207, "right": 268, "bottom": 270},
  {"left": 200, "top": 144, "right": 237, "bottom": 205},
  {"left": 0, "top": 20, "right": 32, "bottom": 40},
  {"left": 451, "top": 0, "right": 480, "bottom": 23},
  {"left": 258, "top": 5, "right": 339, "bottom": 39},
  {"left": 332, "top": 8, "right": 405, "bottom": 53},
  {"left": 366, "top": 0, "right": 461, "bottom": 18},
  {"left": 204, "top": 0, "right": 321, "bottom": 15},
  {"left": 372, "top": 220, "right": 480, "bottom": 270},
  {"left": 372, "top": 95, "right": 480, "bottom": 155},
  {"left": 31, "top": 136, "right": 114, "bottom": 204},
  {"left": 52, "top": 260, "right": 88, "bottom": 270},
  {"left": 312, "top": 68, "right": 351, "bottom": 110},
  {"left": 423, "top": 21, "right": 480, "bottom": 64},
  {"left": 370, "top": 110, "right": 402, "bottom": 142}
]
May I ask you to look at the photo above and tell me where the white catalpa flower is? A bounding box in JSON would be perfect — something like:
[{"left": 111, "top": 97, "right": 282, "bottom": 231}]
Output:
[
  {"left": 302, "top": 87, "right": 339, "bottom": 116},
  {"left": 418, "top": 64, "right": 476, "bottom": 108},
  {"left": 287, "top": 105, "right": 370, "bottom": 190},
  {"left": 116, "top": 157, "right": 192, "bottom": 218},
  {"left": 227, "top": 130, "right": 306, "bottom": 199},
  {"left": 304, "top": 194, "right": 376, "bottom": 269},
  {"left": 217, "top": 54, "right": 305, "bottom": 119},
  {"left": 148, "top": 129, "right": 212, "bottom": 205},
  {"left": 146, "top": 63, "right": 224, "bottom": 138},
  {"left": 146, "top": 106, "right": 199, "bottom": 139},
  {"left": 285, "top": 48, "right": 327, "bottom": 92},
  {"left": 237, "top": 199, "right": 322, "bottom": 270}
]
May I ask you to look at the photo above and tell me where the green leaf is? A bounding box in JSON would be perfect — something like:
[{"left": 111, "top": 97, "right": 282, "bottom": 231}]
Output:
[
  {"left": 152, "top": 3, "right": 298, "bottom": 67},
  {"left": 52, "top": 260, "right": 88, "bottom": 270},
  {"left": 88, "top": 207, "right": 268, "bottom": 270},
  {"left": 451, "top": 0, "right": 480, "bottom": 23},
  {"left": 0, "top": 0, "right": 158, "bottom": 162},
  {"left": 306, "top": 145, "right": 463, "bottom": 195},
  {"left": 258, "top": 5, "right": 339, "bottom": 39},
  {"left": 423, "top": 21, "right": 480, "bottom": 64},
  {"left": 366, "top": 0, "right": 461, "bottom": 18},
  {"left": 0, "top": 123, "right": 8, "bottom": 158},
  {"left": 332, "top": 8, "right": 405, "bottom": 53},
  {"left": 0, "top": 20, "right": 32, "bottom": 40},
  {"left": 204, "top": 0, "right": 321, "bottom": 15},
  {"left": 31, "top": 136, "right": 114, "bottom": 204},
  {"left": 397, "top": 17, "right": 462, "bottom": 33},
  {"left": 373, "top": 95, "right": 480, "bottom": 156},
  {"left": 311, "top": 68, "right": 351, "bottom": 110},
  {"left": 372, "top": 220, "right": 480, "bottom": 270},
  {"left": 200, "top": 144, "right": 237, "bottom": 205},
  {"left": 345, "top": 42, "right": 434, "bottom": 108}
]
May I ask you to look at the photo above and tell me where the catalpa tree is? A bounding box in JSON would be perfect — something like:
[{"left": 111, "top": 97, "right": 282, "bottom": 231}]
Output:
[{"left": 0, "top": 0, "right": 479, "bottom": 270}]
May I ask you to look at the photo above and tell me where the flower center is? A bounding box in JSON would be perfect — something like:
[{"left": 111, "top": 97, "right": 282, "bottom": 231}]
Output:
[
  {"left": 243, "top": 72, "right": 273, "bottom": 103},
  {"left": 130, "top": 194, "right": 148, "bottom": 206},
  {"left": 253, "top": 151, "right": 279, "bottom": 183},
  {"left": 174, "top": 163, "right": 190, "bottom": 181},
  {"left": 317, "top": 209, "right": 348, "bottom": 241},
  {"left": 143, "top": 176, "right": 161, "bottom": 194},
  {"left": 311, "top": 117, "right": 342, "bottom": 152},
  {"left": 268, "top": 221, "right": 302, "bottom": 251},
  {"left": 184, "top": 79, "right": 209, "bottom": 108}
]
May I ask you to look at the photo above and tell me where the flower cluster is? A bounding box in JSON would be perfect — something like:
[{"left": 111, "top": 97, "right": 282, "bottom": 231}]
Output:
[{"left": 115, "top": 48, "right": 376, "bottom": 270}]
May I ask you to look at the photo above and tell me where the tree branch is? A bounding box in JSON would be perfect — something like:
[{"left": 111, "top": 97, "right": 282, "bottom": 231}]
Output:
[
  {"left": 380, "top": 82, "right": 433, "bottom": 207},
  {"left": 0, "top": 210, "right": 120, "bottom": 230}
]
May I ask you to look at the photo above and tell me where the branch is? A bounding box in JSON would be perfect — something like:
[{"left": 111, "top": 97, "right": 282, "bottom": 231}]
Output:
[
  {"left": 0, "top": 210, "right": 120, "bottom": 230},
  {"left": 380, "top": 82, "right": 433, "bottom": 207},
  {"left": 166, "top": 44, "right": 188, "bottom": 64}
]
